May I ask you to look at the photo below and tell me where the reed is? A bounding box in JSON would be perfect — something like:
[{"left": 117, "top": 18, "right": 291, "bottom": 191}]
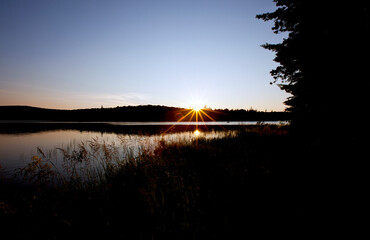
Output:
[{"left": 1, "top": 125, "right": 293, "bottom": 238}]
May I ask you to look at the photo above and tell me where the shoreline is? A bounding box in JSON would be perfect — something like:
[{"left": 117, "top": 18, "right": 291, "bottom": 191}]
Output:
[{"left": 0, "top": 121, "right": 289, "bottom": 134}]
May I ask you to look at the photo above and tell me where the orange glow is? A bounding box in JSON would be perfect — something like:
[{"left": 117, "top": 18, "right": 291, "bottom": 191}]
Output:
[
  {"left": 162, "top": 104, "right": 225, "bottom": 135},
  {"left": 190, "top": 99, "right": 204, "bottom": 112},
  {"left": 192, "top": 105, "right": 202, "bottom": 112}
]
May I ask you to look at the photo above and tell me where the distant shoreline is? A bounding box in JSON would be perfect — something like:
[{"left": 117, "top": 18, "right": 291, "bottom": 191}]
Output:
[
  {"left": 0, "top": 105, "right": 290, "bottom": 122},
  {"left": 0, "top": 120, "right": 287, "bottom": 124},
  {"left": 0, "top": 121, "right": 289, "bottom": 135}
]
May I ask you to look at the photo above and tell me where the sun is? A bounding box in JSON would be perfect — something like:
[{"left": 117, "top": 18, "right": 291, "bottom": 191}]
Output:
[
  {"left": 161, "top": 94, "right": 222, "bottom": 135},
  {"left": 192, "top": 105, "right": 202, "bottom": 112},
  {"left": 191, "top": 101, "right": 204, "bottom": 112}
]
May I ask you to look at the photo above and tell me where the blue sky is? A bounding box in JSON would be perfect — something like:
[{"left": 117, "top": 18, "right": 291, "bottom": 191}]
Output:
[{"left": 0, "top": 0, "right": 288, "bottom": 110}]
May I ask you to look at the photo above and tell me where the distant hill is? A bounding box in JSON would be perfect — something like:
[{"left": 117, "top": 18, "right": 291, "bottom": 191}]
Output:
[{"left": 0, "top": 105, "right": 290, "bottom": 122}]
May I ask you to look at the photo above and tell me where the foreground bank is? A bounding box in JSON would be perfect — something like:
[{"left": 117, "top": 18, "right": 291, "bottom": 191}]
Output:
[{"left": 0, "top": 124, "right": 360, "bottom": 238}]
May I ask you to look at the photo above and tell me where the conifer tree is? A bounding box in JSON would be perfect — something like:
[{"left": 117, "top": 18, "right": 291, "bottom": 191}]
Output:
[{"left": 257, "top": 0, "right": 369, "bottom": 138}]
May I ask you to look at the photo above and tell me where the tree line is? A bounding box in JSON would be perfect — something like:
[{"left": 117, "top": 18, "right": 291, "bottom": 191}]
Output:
[{"left": 0, "top": 105, "right": 290, "bottom": 122}]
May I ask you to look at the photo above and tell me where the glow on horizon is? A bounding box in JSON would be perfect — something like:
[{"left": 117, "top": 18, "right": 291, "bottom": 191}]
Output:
[
  {"left": 192, "top": 105, "right": 203, "bottom": 112},
  {"left": 0, "top": 0, "right": 289, "bottom": 111},
  {"left": 189, "top": 95, "right": 206, "bottom": 112}
]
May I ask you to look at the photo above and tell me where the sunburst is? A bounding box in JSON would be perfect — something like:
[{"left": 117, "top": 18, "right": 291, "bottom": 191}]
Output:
[
  {"left": 162, "top": 104, "right": 224, "bottom": 136},
  {"left": 191, "top": 103, "right": 203, "bottom": 112}
]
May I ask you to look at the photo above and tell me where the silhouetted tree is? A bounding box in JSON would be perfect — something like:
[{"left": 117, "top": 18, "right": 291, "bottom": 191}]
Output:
[
  {"left": 257, "top": 1, "right": 369, "bottom": 231},
  {"left": 257, "top": 0, "right": 369, "bottom": 138}
]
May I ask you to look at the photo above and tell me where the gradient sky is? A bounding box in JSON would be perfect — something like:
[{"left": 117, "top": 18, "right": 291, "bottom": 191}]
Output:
[{"left": 0, "top": 0, "right": 288, "bottom": 111}]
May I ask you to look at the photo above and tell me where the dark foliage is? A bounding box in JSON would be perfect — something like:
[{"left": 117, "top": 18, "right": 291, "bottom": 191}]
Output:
[
  {"left": 257, "top": 1, "right": 369, "bottom": 235},
  {"left": 0, "top": 105, "right": 290, "bottom": 122},
  {"left": 1, "top": 127, "right": 302, "bottom": 239},
  {"left": 257, "top": 0, "right": 369, "bottom": 138}
]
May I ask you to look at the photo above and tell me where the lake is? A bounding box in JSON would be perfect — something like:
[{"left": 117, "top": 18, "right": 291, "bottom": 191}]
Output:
[{"left": 0, "top": 121, "right": 285, "bottom": 180}]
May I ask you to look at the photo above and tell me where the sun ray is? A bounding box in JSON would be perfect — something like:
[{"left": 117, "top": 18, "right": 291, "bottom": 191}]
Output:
[
  {"left": 179, "top": 110, "right": 194, "bottom": 121},
  {"left": 195, "top": 110, "right": 199, "bottom": 127},
  {"left": 199, "top": 109, "right": 227, "bottom": 130},
  {"left": 189, "top": 110, "right": 196, "bottom": 122},
  {"left": 197, "top": 109, "right": 208, "bottom": 131},
  {"left": 162, "top": 109, "right": 195, "bottom": 134},
  {"left": 162, "top": 103, "right": 227, "bottom": 136},
  {"left": 199, "top": 109, "right": 215, "bottom": 121}
]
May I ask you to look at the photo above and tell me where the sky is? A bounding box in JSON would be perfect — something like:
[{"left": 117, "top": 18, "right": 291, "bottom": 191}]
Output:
[{"left": 0, "top": 0, "right": 288, "bottom": 111}]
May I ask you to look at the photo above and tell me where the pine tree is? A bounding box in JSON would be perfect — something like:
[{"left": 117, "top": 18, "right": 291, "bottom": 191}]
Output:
[{"left": 257, "top": 0, "right": 369, "bottom": 138}]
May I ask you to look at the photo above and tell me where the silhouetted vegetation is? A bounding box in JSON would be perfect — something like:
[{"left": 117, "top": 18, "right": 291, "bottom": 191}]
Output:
[
  {"left": 1, "top": 125, "right": 302, "bottom": 239},
  {"left": 257, "top": 0, "right": 369, "bottom": 138},
  {"left": 257, "top": 0, "right": 368, "bottom": 234},
  {"left": 1, "top": 1, "right": 368, "bottom": 238},
  {"left": 0, "top": 105, "right": 290, "bottom": 122}
]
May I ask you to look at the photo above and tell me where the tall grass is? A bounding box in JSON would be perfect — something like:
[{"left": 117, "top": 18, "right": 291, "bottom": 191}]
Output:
[
  {"left": 14, "top": 129, "right": 237, "bottom": 188},
  {"left": 1, "top": 125, "right": 293, "bottom": 239}
]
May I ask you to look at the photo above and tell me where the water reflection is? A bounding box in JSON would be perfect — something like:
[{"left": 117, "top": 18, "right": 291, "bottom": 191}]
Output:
[{"left": 0, "top": 129, "right": 236, "bottom": 177}]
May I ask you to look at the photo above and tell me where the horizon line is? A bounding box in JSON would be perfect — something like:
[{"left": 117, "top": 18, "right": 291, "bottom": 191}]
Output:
[{"left": 0, "top": 104, "right": 286, "bottom": 112}]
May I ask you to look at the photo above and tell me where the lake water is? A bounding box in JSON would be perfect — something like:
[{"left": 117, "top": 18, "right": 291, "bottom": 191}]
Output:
[{"left": 0, "top": 121, "right": 284, "bottom": 180}]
